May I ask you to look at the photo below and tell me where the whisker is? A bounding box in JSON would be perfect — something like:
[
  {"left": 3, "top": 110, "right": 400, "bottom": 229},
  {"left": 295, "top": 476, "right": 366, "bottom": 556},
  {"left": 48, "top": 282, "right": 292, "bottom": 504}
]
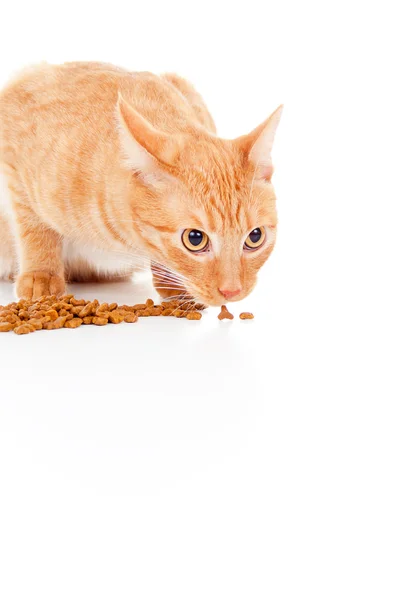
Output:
[
  {"left": 110, "top": 250, "right": 190, "bottom": 283},
  {"left": 152, "top": 287, "right": 188, "bottom": 292}
]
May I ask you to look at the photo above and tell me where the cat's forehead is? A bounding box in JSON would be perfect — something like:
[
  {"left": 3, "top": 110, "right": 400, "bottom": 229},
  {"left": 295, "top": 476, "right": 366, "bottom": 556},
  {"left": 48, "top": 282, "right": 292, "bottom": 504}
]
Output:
[
  {"left": 179, "top": 142, "right": 248, "bottom": 227},
  {"left": 178, "top": 142, "right": 273, "bottom": 233}
]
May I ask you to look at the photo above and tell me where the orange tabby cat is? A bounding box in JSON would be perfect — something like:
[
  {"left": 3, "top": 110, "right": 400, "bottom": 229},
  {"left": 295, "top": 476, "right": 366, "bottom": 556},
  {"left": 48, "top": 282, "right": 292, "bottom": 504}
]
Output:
[{"left": 0, "top": 62, "right": 282, "bottom": 305}]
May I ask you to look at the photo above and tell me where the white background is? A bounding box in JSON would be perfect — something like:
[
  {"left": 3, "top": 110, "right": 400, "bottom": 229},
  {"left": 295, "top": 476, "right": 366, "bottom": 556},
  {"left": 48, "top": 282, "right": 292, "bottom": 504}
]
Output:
[{"left": 0, "top": 1, "right": 400, "bottom": 598}]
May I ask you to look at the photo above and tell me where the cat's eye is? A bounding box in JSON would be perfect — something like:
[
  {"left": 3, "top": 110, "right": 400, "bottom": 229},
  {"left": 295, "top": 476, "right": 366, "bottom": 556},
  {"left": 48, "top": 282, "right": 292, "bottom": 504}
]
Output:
[
  {"left": 182, "top": 229, "right": 209, "bottom": 252},
  {"left": 244, "top": 227, "right": 266, "bottom": 250}
]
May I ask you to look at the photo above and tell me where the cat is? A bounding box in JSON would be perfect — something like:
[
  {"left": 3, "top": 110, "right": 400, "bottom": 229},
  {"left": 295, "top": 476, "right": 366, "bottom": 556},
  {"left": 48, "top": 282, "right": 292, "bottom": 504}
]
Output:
[{"left": 0, "top": 62, "right": 282, "bottom": 306}]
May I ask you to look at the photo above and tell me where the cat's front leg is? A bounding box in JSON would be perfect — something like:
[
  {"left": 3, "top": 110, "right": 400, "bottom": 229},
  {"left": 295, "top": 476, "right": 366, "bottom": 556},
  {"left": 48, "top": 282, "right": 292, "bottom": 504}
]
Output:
[{"left": 13, "top": 202, "right": 65, "bottom": 300}]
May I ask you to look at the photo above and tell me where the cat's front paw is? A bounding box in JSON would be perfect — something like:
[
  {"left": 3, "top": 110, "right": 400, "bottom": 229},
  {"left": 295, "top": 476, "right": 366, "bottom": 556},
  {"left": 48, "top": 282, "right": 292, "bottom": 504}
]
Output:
[{"left": 16, "top": 271, "right": 65, "bottom": 300}]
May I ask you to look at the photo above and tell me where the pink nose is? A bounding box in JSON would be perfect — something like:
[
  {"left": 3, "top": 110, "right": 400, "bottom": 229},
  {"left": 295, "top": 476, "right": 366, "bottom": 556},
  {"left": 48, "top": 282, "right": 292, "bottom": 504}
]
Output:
[{"left": 219, "top": 288, "right": 242, "bottom": 300}]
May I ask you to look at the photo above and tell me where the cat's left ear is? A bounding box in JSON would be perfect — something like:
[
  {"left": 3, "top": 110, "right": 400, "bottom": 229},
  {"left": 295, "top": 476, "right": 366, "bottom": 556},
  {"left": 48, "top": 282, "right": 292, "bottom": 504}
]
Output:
[
  {"left": 235, "top": 105, "right": 283, "bottom": 182},
  {"left": 116, "top": 93, "right": 184, "bottom": 184}
]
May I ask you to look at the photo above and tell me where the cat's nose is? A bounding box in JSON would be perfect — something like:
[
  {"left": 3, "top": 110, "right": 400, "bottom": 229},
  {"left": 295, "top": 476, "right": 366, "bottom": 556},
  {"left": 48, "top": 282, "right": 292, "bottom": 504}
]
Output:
[{"left": 219, "top": 288, "right": 242, "bottom": 300}]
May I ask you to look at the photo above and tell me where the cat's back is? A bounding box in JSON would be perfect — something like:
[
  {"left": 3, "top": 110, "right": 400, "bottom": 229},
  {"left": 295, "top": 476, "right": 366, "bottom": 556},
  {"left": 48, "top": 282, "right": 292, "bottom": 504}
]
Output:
[{"left": 0, "top": 61, "right": 204, "bottom": 139}]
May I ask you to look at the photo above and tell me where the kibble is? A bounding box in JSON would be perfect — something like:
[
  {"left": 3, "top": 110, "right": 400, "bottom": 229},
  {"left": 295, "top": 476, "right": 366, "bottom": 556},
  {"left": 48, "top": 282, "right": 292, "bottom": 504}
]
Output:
[
  {"left": 239, "top": 312, "right": 254, "bottom": 320},
  {"left": 109, "top": 311, "right": 125, "bottom": 324},
  {"left": 186, "top": 312, "right": 202, "bottom": 320},
  {"left": 0, "top": 294, "right": 209, "bottom": 335},
  {"left": 14, "top": 324, "right": 36, "bottom": 335},
  {"left": 70, "top": 298, "right": 86, "bottom": 306},
  {"left": 43, "top": 316, "right": 67, "bottom": 330},
  {"left": 45, "top": 309, "right": 59, "bottom": 321},
  {"left": 28, "top": 318, "right": 44, "bottom": 330},
  {"left": 124, "top": 314, "right": 138, "bottom": 323},
  {"left": 92, "top": 316, "right": 108, "bottom": 326},
  {"left": 218, "top": 305, "right": 234, "bottom": 320},
  {"left": 97, "top": 303, "right": 109, "bottom": 313},
  {"left": 64, "top": 318, "right": 83, "bottom": 329}
]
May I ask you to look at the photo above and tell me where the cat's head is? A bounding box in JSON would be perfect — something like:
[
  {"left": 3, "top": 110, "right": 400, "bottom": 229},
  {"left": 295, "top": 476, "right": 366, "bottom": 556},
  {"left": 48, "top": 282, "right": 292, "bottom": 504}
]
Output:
[{"left": 117, "top": 96, "right": 282, "bottom": 306}]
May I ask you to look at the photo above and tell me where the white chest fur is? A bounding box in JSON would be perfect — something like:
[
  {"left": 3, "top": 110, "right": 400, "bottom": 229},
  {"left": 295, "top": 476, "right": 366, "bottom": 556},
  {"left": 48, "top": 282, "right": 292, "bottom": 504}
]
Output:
[{"left": 62, "top": 241, "right": 146, "bottom": 276}]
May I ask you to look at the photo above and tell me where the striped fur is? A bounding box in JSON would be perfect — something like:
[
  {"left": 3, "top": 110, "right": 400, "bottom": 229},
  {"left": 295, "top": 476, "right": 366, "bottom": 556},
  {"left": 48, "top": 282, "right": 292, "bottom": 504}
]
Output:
[{"left": 0, "top": 61, "right": 281, "bottom": 303}]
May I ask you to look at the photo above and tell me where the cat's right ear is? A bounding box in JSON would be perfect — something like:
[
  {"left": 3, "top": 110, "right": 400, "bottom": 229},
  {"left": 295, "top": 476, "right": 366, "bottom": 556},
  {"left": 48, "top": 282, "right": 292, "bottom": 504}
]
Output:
[
  {"left": 116, "top": 94, "right": 183, "bottom": 184},
  {"left": 234, "top": 105, "right": 283, "bottom": 182}
]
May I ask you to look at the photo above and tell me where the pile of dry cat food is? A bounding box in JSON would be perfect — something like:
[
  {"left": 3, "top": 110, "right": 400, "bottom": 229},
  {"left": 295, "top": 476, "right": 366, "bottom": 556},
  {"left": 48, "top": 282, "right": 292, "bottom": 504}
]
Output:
[
  {"left": 0, "top": 296, "right": 255, "bottom": 335},
  {"left": 0, "top": 295, "right": 205, "bottom": 335}
]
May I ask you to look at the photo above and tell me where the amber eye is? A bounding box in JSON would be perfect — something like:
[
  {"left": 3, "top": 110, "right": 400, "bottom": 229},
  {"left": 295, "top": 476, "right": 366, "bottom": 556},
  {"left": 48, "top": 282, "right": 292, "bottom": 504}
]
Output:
[
  {"left": 244, "top": 227, "right": 266, "bottom": 250},
  {"left": 182, "top": 229, "right": 209, "bottom": 252}
]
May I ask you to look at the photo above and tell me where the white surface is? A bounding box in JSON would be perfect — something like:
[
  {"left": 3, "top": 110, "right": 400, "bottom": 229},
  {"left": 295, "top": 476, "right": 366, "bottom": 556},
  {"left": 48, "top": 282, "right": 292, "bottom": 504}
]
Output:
[{"left": 1, "top": 1, "right": 400, "bottom": 599}]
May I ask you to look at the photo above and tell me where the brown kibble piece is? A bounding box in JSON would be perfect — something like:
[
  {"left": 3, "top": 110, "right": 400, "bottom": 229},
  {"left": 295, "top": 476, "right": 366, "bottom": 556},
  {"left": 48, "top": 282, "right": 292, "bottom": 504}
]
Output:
[
  {"left": 0, "top": 322, "right": 15, "bottom": 332},
  {"left": 92, "top": 316, "right": 108, "bottom": 325},
  {"left": 64, "top": 318, "right": 83, "bottom": 328},
  {"left": 82, "top": 316, "right": 94, "bottom": 325},
  {"left": 186, "top": 312, "right": 202, "bottom": 320},
  {"left": 61, "top": 303, "right": 73, "bottom": 311},
  {"left": 78, "top": 302, "right": 95, "bottom": 317},
  {"left": 97, "top": 303, "right": 109, "bottom": 313},
  {"left": 161, "top": 300, "right": 180, "bottom": 308},
  {"left": 2, "top": 313, "right": 20, "bottom": 324},
  {"left": 14, "top": 324, "right": 36, "bottom": 335},
  {"left": 45, "top": 309, "right": 59, "bottom": 321},
  {"left": 30, "top": 310, "right": 46, "bottom": 319},
  {"left": 44, "top": 316, "right": 67, "bottom": 330},
  {"left": 179, "top": 302, "right": 192, "bottom": 311},
  {"left": 70, "top": 298, "right": 86, "bottom": 306},
  {"left": 124, "top": 314, "right": 138, "bottom": 323},
  {"left": 146, "top": 298, "right": 154, "bottom": 308},
  {"left": 109, "top": 310, "right": 125, "bottom": 324},
  {"left": 117, "top": 305, "right": 130, "bottom": 312},
  {"left": 218, "top": 305, "right": 234, "bottom": 320},
  {"left": 27, "top": 318, "right": 44, "bottom": 330},
  {"left": 14, "top": 323, "right": 36, "bottom": 335},
  {"left": 28, "top": 303, "right": 41, "bottom": 312},
  {"left": 96, "top": 311, "right": 110, "bottom": 320},
  {"left": 133, "top": 303, "right": 147, "bottom": 310},
  {"left": 239, "top": 312, "right": 254, "bottom": 320}
]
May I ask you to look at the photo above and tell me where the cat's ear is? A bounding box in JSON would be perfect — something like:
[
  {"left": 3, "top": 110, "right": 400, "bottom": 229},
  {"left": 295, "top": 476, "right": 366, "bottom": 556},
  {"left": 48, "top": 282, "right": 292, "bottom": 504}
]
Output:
[
  {"left": 116, "top": 93, "right": 183, "bottom": 182},
  {"left": 235, "top": 105, "right": 283, "bottom": 182}
]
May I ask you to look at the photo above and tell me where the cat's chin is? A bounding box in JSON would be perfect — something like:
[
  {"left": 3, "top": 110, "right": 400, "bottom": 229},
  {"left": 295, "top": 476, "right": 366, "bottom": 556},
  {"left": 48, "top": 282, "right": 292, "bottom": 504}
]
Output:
[{"left": 202, "top": 295, "right": 246, "bottom": 308}]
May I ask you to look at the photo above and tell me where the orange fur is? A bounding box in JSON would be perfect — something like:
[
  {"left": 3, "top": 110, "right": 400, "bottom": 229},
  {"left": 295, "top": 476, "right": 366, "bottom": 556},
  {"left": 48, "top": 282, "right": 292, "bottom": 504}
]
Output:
[{"left": 0, "top": 62, "right": 282, "bottom": 303}]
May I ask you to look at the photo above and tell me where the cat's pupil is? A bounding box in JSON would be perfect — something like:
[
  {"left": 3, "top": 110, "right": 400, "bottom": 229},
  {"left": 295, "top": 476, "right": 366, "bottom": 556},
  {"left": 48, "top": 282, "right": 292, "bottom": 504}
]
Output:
[
  {"left": 249, "top": 228, "right": 262, "bottom": 243},
  {"left": 188, "top": 230, "right": 204, "bottom": 246}
]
